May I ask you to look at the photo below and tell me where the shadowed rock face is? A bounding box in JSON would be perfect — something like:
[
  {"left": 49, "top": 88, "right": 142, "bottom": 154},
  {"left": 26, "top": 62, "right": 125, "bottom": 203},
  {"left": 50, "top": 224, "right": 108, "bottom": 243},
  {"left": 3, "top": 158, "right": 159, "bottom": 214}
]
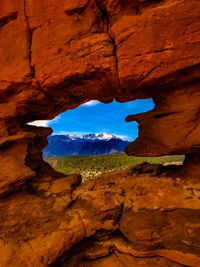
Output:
[{"left": 0, "top": 0, "right": 200, "bottom": 266}]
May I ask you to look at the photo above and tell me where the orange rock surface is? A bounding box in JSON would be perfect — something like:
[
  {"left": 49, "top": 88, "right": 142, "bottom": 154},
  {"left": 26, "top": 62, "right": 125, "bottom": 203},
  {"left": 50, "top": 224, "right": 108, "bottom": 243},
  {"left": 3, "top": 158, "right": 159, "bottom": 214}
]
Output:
[
  {"left": 0, "top": 0, "right": 200, "bottom": 266},
  {"left": 1, "top": 165, "right": 200, "bottom": 266}
]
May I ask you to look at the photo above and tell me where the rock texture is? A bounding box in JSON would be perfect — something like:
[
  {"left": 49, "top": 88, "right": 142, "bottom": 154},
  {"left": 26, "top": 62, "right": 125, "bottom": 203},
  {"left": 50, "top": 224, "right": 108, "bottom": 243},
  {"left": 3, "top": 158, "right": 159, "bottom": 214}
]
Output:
[
  {"left": 1, "top": 0, "right": 200, "bottom": 192},
  {"left": 0, "top": 0, "right": 200, "bottom": 266},
  {"left": 1, "top": 164, "right": 200, "bottom": 266}
]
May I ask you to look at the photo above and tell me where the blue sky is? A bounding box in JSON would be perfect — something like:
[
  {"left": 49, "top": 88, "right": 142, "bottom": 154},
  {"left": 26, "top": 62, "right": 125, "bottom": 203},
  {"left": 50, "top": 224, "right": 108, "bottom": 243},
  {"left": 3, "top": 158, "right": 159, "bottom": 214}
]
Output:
[{"left": 30, "top": 99, "right": 154, "bottom": 140}]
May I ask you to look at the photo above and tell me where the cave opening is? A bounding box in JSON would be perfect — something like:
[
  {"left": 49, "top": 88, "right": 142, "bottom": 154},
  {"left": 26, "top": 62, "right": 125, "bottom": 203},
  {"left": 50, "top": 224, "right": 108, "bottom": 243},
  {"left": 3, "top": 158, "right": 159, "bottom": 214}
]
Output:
[
  {"left": 29, "top": 98, "right": 154, "bottom": 145},
  {"left": 28, "top": 98, "right": 184, "bottom": 181}
]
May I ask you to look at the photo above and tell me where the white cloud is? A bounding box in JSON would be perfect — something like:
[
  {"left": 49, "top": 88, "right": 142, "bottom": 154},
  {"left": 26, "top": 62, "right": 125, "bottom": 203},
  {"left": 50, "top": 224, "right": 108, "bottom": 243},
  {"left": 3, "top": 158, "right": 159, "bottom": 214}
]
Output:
[
  {"left": 81, "top": 100, "right": 100, "bottom": 106},
  {"left": 28, "top": 120, "right": 49, "bottom": 127},
  {"left": 27, "top": 115, "right": 60, "bottom": 127}
]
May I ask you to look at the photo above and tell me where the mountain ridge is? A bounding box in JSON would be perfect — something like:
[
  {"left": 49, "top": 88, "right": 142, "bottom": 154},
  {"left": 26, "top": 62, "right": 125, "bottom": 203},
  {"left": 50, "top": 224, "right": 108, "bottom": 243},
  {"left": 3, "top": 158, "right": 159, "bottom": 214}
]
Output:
[{"left": 43, "top": 133, "right": 131, "bottom": 157}]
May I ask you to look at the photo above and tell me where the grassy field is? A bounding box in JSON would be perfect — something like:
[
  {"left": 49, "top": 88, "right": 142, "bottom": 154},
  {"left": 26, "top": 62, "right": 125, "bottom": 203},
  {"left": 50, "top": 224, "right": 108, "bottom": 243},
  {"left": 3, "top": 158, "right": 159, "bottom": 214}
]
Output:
[{"left": 45, "top": 153, "right": 184, "bottom": 181}]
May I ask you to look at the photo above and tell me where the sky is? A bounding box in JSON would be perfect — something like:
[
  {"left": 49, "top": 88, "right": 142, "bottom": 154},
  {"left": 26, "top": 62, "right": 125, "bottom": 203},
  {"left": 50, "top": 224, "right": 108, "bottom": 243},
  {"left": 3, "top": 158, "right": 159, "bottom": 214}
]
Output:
[{"left": 29, "top": 99, "right": 154, "bottom": 141}]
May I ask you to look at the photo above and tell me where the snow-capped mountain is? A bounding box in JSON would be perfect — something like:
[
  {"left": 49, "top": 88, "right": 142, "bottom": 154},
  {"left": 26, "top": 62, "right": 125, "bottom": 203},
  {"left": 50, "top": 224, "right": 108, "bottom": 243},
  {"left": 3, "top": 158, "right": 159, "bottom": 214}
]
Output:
[
  {"left": 67, "top": 133, "right": 116, "bottom": 141},
  {"left": 88, "top": 133, "right": 114, "bottom": 140},
  {"left": 43, "top": 133, "right": 130, "bottom": 157}
]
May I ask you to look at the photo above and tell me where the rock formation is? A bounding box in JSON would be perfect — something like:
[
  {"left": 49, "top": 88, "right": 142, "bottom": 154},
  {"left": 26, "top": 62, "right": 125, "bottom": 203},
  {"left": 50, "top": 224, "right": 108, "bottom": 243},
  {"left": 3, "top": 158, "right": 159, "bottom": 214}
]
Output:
[{"left": 0, "top": 0, "right": 200, "bottom": 266}]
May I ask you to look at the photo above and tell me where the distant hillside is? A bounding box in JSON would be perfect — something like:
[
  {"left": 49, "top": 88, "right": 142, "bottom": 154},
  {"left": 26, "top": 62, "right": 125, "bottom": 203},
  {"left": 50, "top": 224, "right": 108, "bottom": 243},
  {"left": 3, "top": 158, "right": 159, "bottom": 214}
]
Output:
[
  {"left": 43, "top": 133, "right": 130, "bottom": 157},
  {"left": 45, "top": 153, "right": 185, "bottom": 181}
]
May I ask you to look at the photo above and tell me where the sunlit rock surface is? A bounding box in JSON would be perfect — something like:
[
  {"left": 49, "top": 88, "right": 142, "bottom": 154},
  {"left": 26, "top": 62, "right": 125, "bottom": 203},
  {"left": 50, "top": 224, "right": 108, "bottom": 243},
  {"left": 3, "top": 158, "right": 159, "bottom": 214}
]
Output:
[
  {"left": 1, "top": 164, "right": 200, "bottom": 266},
  {"left": 0, "top": 0, "right": 200, "bottom": 266}
]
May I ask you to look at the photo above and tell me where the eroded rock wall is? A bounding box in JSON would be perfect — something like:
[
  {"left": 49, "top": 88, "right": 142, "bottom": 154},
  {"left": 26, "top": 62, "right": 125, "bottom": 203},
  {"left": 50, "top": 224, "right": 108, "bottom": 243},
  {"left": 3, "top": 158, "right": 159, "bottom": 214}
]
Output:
[
  {"left": 1, "top": 0, "right": 200, "bottom": 193},
  {"left": 1, "top": 165, "right": 200, "bottom": 266},
  {"left": 0, "top": 0, "right": 200, "bottom": 266},
  {"left": 1, "top": 0, "right": 200, "bottom": 187}
]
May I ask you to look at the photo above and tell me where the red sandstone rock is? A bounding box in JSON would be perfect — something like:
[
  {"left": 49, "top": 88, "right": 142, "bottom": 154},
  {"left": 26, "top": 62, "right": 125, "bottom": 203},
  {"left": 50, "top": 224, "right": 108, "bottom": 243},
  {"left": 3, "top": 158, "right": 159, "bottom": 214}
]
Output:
[
  {"left": 110, "top": 0, "right": 200, "bottom": 97},
  {"left": 0, "top": 0, "right": 200, "bottom": 266},
  {"left": 1, "top": 165, "right": 199, "bottom": 266},
  {"left": 125, "top": 83, "right": 200, "bottom": 159}
]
